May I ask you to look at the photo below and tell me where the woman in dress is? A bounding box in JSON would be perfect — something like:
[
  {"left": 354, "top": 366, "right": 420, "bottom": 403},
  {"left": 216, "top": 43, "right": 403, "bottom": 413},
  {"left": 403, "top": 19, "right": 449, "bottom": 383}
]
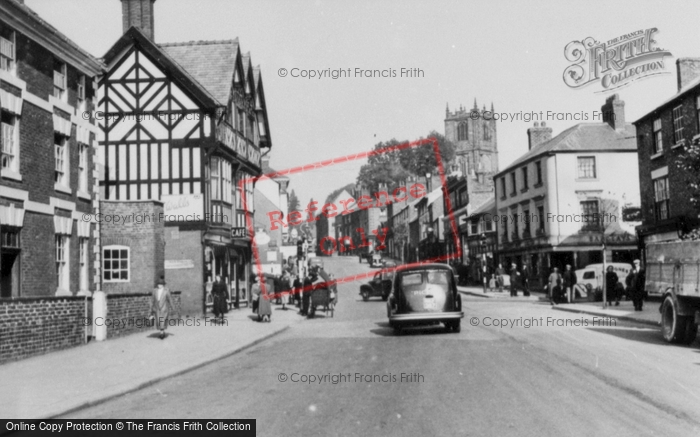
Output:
[{"left": 149, "top": 278, "right": 174, "bottom": 339}]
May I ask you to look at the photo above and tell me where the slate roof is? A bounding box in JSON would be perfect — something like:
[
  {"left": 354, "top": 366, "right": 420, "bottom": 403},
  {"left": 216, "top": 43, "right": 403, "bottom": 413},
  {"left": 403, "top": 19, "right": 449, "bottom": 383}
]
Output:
[
  {"left": 471, "top": 198, "right": 495, "bottom": 216},
  {"left": 496, "top": 122, "right": 637, "bottom": 178},
  {"left": 159, "top": 39, "right": 240, "bottom": 106}
]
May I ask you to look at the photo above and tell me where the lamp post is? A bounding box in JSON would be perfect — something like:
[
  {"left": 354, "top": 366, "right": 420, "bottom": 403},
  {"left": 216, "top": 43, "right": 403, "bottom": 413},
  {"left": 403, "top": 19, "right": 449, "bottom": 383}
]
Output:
[{"left": 480, "top": 233, "right": 487, "bottom": 294}]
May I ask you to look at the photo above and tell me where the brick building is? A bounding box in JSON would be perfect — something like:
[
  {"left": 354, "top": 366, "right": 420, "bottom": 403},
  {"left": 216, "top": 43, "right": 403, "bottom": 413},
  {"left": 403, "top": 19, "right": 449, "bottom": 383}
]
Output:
[
  {"left": 0, "top": 0, "right": 102, "bottom": 298},
  {"left": 97, "top": 0, "right": 272, "bottom": 315},
  {"left": 634, "top": 58, "right": 700, "bottom": 251}
]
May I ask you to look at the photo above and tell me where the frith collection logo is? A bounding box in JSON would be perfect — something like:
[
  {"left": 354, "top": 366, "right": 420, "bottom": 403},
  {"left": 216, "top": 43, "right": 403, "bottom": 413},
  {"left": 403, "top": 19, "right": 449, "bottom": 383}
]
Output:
[{"left": 563, "top": 28, "right": 672, "bottom": 92}]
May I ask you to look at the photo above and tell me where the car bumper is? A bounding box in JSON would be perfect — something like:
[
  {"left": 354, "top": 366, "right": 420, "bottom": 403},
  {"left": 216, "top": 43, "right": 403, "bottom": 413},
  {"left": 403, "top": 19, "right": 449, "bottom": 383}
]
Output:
[{"left": 389, "top": 311, "right": 464, "bottom": 323}]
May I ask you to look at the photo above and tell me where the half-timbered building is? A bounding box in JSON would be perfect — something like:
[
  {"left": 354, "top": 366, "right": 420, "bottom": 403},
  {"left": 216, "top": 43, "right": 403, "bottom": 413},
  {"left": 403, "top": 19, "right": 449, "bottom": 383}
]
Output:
[{"left": 98, "top": 1, "right": 271, "bottom": 315}]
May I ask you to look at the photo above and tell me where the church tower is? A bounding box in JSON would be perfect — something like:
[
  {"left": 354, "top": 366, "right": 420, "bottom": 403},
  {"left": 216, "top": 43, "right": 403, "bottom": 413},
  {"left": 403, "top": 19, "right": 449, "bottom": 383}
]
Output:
[{"left": 444, "top": 99, "right": 498, "bottom": 209}]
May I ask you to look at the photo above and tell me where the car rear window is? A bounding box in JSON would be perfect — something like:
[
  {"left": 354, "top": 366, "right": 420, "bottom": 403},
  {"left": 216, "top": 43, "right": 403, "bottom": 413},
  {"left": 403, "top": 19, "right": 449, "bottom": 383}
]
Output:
[
  {"left": 400, "top": 272, "right": 423, "bottom": 286},
  {"left": 583, "top": 272, "right": 595, "bottom": 279},
  {"left": 427, "top": 271, "right": 450, "bottom": 285}
]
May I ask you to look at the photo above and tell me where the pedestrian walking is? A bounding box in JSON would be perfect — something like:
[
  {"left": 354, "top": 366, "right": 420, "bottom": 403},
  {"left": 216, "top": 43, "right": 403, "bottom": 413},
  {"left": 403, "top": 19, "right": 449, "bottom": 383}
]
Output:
[
  {"left": 605, "top": 266, "right": 619, "bottom": 306},
  {"left": 521, "top": 264, "right": 531, "bottom": 296},
  {"left": 548, "top": 267, "right": 563, "bottom": 305},
  {"left": 149, "top": 278, "right": 174, "bottom": 339},
  {"left": 495, "top": 264, "right": 506, "bottom": 293},
  {"left": 211, "top": 275, "right": 228, "bottom": 322},
  {"left": 562, "top": 264, "right": 577, "bottom": 303},
  {"left": 509, "top": 263, "right": 520, "bottom": 297},
  {"left": 252, "top": 275, "right": 272, "bottom": 322},
  {"left": 302, "top": 271, "right": 315, "bottom": 316},
  {"left": 626, "top": 259, "right": 646, "bottom": 311}
]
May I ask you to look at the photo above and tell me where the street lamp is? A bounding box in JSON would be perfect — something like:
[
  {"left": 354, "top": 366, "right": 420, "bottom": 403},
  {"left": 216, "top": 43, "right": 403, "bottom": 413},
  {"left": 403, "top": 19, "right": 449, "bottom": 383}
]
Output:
[
  {"left": 480, "top": 233, "right": 487, "bottom": 294},
  {"left": 425, "top": 172, "right": 432, "bottom": 192}
]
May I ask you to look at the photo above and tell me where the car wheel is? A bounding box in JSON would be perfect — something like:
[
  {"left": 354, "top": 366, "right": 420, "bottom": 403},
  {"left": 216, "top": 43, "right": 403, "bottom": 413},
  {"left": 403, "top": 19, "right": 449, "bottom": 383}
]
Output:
[
  {"left": 381, "top": 293, "right": 389, "bottom": 302},
  {"left": 362, "top": 291, "right": 369, "bottom": 302},
  {"left": 451, "top": 319, "right": 461, "bottom": 333},
  {"left": 682, "top": 317, "right": 698, "bottom": 345},
  {"left": 393, "top": 325, "right": 403, "bottom": 335}
]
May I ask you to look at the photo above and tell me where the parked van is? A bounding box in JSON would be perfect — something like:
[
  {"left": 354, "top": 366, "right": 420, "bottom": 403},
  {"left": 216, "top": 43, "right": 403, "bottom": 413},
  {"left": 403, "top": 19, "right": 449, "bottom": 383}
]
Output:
[{"left": 574, "top": 263, "right": 633, "bottom": 300}]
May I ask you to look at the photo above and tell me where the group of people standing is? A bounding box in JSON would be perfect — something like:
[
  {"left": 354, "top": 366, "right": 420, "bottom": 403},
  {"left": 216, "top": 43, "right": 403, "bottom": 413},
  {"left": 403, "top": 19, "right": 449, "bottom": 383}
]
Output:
[{"left": 492, "top": 263, "right": 531, "bottom": 297}]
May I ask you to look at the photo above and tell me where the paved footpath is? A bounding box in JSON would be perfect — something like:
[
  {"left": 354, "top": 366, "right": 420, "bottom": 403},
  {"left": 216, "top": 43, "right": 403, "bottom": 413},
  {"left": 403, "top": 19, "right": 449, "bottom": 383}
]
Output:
[
  {"left": 1, "top": 304, "right": 303, "bottom": 419},
  {"left": 552, "top": 299, "right": 661, "bottom": 326}
]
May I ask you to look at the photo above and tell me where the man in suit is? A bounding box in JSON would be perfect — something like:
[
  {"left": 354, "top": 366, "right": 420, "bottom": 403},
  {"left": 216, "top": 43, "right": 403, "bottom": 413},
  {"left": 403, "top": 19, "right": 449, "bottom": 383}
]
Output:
[
  {"left": 626, "top": 259, "right": 646, "bottom": 311},
  {"left": 562, "top": 264, "right": 577, "bottom": 303},
  {"left": 509, "top": 263, "right": 520, "bottom": 297}
]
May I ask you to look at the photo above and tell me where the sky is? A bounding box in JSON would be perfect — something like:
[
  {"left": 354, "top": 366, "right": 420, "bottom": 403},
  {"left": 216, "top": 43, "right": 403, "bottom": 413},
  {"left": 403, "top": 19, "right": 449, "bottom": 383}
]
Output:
[{"left": 25, "top": 0, "right": 700, "bottom": 207}]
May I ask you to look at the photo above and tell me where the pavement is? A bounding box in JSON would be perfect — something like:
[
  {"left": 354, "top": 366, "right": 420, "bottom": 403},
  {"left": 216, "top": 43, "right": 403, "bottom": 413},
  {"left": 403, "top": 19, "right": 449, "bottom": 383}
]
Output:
[
  {"left": 551, "top": 299, "right": 661, "bottom": 327},
  {"left": 458, "top": 285, "right": 543, "bottom": 301},
  {"left": 0, "top": 302, "right": 305, "bottom": 419}
]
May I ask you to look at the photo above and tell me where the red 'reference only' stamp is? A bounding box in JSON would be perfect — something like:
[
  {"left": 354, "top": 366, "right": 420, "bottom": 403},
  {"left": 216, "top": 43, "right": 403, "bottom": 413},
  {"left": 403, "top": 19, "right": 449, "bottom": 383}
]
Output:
[{"left": 238, "top": 137, "right": 461, "bottom": 299}]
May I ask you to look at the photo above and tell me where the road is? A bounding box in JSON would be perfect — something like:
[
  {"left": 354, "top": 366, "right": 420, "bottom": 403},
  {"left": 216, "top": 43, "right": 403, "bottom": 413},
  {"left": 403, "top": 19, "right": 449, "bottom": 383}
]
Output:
[{"left": 67, "top": 256, "right": 700, "bottom": 436}]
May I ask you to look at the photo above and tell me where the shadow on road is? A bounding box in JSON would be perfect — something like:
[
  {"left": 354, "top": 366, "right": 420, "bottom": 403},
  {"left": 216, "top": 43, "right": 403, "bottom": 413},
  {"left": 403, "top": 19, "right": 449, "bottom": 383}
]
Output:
[
  {"left": 585, "top": 326, "right": 700, "bottom": 349},
  {"left": 370, "top": 322, "right": 456, "bottom": 337}
]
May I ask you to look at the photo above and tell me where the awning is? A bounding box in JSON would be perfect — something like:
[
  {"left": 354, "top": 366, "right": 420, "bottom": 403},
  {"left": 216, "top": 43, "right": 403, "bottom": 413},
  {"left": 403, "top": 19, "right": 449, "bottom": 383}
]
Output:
[
  {"left": 0, "top": 89, "right": 22, "bottom": 115},
  {"left": 53, "top": 114, "right": 72, "bottom": 137},
  {"left": 0, "top": 204, "right": 25, "bottom": 227}
]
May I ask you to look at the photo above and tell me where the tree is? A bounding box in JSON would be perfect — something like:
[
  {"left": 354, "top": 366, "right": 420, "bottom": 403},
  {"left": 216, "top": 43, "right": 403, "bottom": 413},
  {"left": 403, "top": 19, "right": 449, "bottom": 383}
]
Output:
[
  {"left": 675, "top": 141, "right": 700, "bottom": 239},
  {"left": 288, "top": 189, "right": 300, "bottom": 213},
  {"left": 398, "top": 130, "right": 456, "bottom": 177},
  {"left": 356, "top": 139, "right": 411, "bottom": 194}
]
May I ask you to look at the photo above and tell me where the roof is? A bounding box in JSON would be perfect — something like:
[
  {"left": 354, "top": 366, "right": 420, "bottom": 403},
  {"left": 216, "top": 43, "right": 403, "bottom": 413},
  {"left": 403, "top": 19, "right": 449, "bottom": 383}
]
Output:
[
  {"left": 261, "top": 160, "right": 288, "bottom": 181},
  {"left": 471, "top": 198, "right": 495, "bottom": 216},
  {"left": 395, "top": 263, "right": 454, "bottom": 273},
  {"left": 496, "top": 122, "right": 637, "bottom": 178},
  {"left": 2, "top": 0, "right": 103, "bottom": 74},
  {"left": 160, "top": 39, "right": 240, "bottom": 105},
  {"left": 103, "top": 28, "right": 220, "bottom": 109},
  {"left": 635, "top": 74, "right": 700, "bottom": 123}
]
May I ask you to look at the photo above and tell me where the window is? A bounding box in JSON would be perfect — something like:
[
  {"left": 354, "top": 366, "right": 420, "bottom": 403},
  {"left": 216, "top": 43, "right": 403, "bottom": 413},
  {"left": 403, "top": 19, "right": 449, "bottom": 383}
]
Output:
[
  {"left": 523, "top": 209, "right": 530, "bottom": 237},
  {"left": 77, "top": 75, "right": 87, "bottom": 112},
  {"left": 53, "top": 60, "right": 67, "bottom": 101},
  {"left": 79, "top": 144, "right": 88, "bottom": 193},
  {"left": 79, "top": 237, "right": 89, "bottom": 291},
  {"left": 484, "top": 219, "right": 493, "bottom": 232},
  {"left": 535, "top": 161, "right": 543, "bottom": 185},
  {"left": 510, "top": 172, "right": 516, "bottom": 195},
  {"left": 470, "top": 221, "right": 478, "bottom": 235},
  {"left": 211, "top": 157, "right": 221, "bottom": 201},
  {"left": 521, "top": 166, "right": 529, "bottom": 190},
  {"left": 500, "top": 178, "right": 506, "bottom": 198},
  {"left": 503, "top": 220, "right": 509, "bottom": 242},
  {"left": 577, "top": 157, "right": 596, "bottom": 179},
  {"left": 537, "top": 206, "right": 545, "bottom": 233},
  {"left": 483, "top": 123, "right": 490, "bottom": 141},
  {"left": 653, "top": 177, "right": 670, "bottom": 220},
  {"left": 580, "top": 200, "right": 600, "bottom": 230},
  {"left": 54, "top": 134, "right": 69, "bottom": 186},
  {"left": 1, "top": 111, "right": 19, "bottom": 172},
  {"left": 103, "top": 246, "right": 129, "bottom": 282},
  {"left": 457, "top": 122, "right": 468, "bottom": 141},
  {"left": 512, "top": 213, "right": 519, "bottom": 239},
  {"left": 237, "top": 109, "right": 245, "bottom": 135},
  {"left": 1, "top": 227, "right": 20, "bottom": 248},
  {"left": 653, "top": 118, "right": 663, "bottom": 154},
  {"left": 459, "top": 188, "right": 468, "bottom": 206},
  {"left": 672, "top": 105, "right": 683, "bottom": 144},
  {"left": 56, "top": 235, "right": 69, "bottom": 290},
  {"left": 0, "top": 29, "right": 15, "bottom": 74}
]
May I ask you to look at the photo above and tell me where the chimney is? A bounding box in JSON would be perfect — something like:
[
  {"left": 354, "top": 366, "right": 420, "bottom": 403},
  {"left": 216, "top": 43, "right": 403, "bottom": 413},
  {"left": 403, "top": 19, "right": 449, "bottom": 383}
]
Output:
[
  {"left": 600, "top": 94, "right": 626, "bottom": 131},
  {"left": 121, "top": 0, "right": 156, "bottom": 40},
  {"left": 676, "top": 58, "right": 700, "bottom": 92},
  {"left": 527, "top": 122, "right": 552, "bottom": 150}
]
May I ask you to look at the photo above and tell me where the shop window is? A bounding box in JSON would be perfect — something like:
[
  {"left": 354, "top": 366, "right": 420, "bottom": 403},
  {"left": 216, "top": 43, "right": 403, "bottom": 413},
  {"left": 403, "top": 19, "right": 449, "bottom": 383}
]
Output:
[{"left": 1, "top": 111, "right": 19, "bottom": 172}]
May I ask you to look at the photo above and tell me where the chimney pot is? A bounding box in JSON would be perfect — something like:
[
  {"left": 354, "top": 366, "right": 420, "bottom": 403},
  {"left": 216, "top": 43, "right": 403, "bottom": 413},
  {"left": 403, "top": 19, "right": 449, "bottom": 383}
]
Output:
[
  {"left": 676, "top": 58, "right": 700, "bottom": 92},
  {"left": 527, "top": 123, "right": 552, "bottom": 150},
  {"left": 600, "top": 94, "right": 626, "bottom": 132},
  {"left": 121, "top": 0, "right": 156, "bottom": 40}
]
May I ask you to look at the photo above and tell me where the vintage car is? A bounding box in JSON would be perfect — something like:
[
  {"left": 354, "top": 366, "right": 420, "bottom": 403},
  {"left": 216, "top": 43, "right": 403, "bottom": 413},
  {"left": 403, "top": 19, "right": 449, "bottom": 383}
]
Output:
[
  {"left": 359, "top": 269, "right": 395, "bottom": 301},
  {"left": 387, "top": 264, "right": 463, "bottom": 333}
]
